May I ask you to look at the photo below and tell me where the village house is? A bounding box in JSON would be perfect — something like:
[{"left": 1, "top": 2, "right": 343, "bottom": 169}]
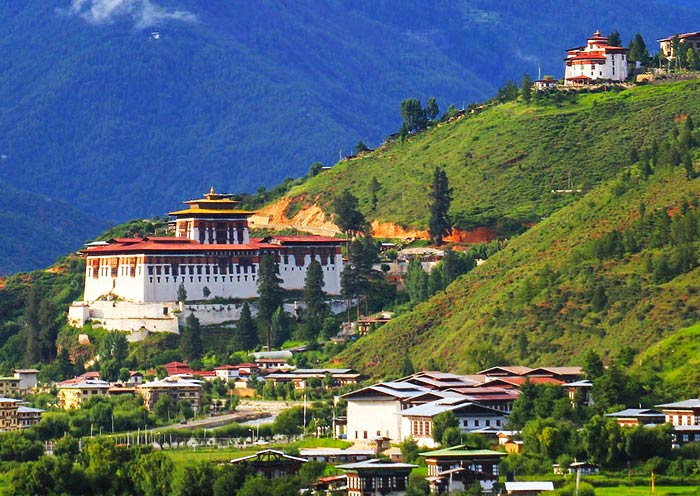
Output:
[
  {"left": 57, "top": 378, "right": 110, "bottom": 409},
  {"left": 265, "top": 368, "right": 361, "bottom": 389},
  {"left": 564, "top": 30, "right": 628, "bottom": 85},
  {"left": 13, "top": 369, "right": 39, "bottom": 394},
  {"left": 229, "top": 449, "right": 307, "bottom": 479},
  {"left": 343, "top": 382, "right": 431, "bottom": 443},
  {"left": 399, "top": 397, "right": 509, "bottom": 448},
  {"left": 338, "top": 459, "right": 417, "bottom": 496},
  {"left": 137, "top": 376, "right": 202, "bottom": 411},
  {"left": 68, "top": 189, "right": 345, "bottom": 334},
  {"left": 299, "top": 447, "right": 375, "bottom": 464},
  {"left": 656, "top": 399, "right": 700, "bottom": 446},
  {"left": 0, "top": 376, "right": 20, "bottom": 397},
  {"left": 16, "top": 405, "right": 44, "bottom": 429},
  {"left": 658, "top": 32, "right": 700, "bottom": 59},
  {"left": 420, "top": 445, "right": 506, "bottom": 495},
  {"left": 534, "top": 78, "right": 559, "bottom": 91},
  {"left": 0, "top": 397, "right": 20, "bottom": 431},
  {"left": 605, "top": 408, "right": 665, "bottom": 427}
]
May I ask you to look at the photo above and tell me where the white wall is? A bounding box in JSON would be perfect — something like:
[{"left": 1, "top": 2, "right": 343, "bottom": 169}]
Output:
[{"left": 347, "top": 399, "right": 403, "bottom": 443}]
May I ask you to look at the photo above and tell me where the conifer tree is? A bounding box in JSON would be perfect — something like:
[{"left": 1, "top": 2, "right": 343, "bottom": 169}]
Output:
[
  {"left": 628, "top": 33, "right": 649, "bottom": 65},
  {"left": 521, "top": 73, "right": 533, "bottom": 104},
  {"left": 428, "top": 167, "right": 453, "bottom": 245},
  {"left": 402, "top": 356, "right": 415, "bottom": 377},
  {"left": 426, "top": 97, "right": 439, "bottom": 120},
  {"left": 257, "top": 254, "right": 284, "bottom": 350},
  {"left": 235, "top": 302, "right": 258, "bottom": 351},
  {"left": 302, "top": 260, "right": 327, "bottom": 340},
  {"left": 607, "top": 30, "right": 621, "bottom": 47},
  {"left": 405, "top": 259, "right": 429, "bottom": 302},
  {"left": 333, "top": 190, "right": 365, "bottom": 237},
  {"left": 270, "top": 307, "right": 291, "bottom": 348},
  {"left": 180, "top": 313, "right": 203, "bottom": 362},
  {"left": 369, "top": 177, "right": 380, "bottom": 211},
  {"left": 177, "top": 282, "right": 187, "bottom": 303}
]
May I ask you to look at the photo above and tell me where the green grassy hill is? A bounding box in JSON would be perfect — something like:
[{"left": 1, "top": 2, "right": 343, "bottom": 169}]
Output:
[
  {"left": 277, "top": 81, "right": 700, "bottom": 233},
  {"left": 336, "top": 155, "right": 700, "bottom": 378}
]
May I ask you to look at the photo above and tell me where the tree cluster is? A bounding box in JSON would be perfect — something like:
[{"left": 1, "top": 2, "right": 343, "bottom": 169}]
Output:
[{"left": 399, "top": 97, "right": 440, "bottom": 137}]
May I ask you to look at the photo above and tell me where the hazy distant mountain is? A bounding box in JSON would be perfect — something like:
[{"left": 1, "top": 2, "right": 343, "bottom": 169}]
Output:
[{"left": 1, "top": 0, "right": 700, "bottom": 271}]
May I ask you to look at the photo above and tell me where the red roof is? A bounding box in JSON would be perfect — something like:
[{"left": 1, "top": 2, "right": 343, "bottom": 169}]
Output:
[
  {"left": 659, "top": 31, "right": 700, "bottom": 42},
  {"left": 485, "top": 376, "right": 564, "bottom": 387},
  {"left": 163, "top": 361, "right": 193, "bottom": 375},
  {"left": 567, "top": 75, "right": 592, "bottom": 81},
  {"left": 193, "top": 370, "right": 216, "bottom": 377},
  {"left": 83, "top": 234, "right": 345, "bottom": 255}
]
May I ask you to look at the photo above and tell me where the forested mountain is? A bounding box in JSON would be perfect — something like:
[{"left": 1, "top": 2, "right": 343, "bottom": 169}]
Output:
[{"left": 3, "top": 0, "right": 700, "bottom": 272}]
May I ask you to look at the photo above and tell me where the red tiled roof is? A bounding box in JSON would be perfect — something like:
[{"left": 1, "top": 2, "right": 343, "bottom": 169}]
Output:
[{"left": 659, "top": 32, "right": 700, "bottom": 42}]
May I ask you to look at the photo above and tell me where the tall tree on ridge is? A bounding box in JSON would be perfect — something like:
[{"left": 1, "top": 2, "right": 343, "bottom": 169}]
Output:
[
  {"left": 521, "top": 73, "right": 533, "bottom": 104},
  {"left": 333, "top": 190, "right": 365, "bottom": 237},
  {"left": 180, "top": 313, "right": 203, "bottom": 362},
  {"left": 426, "top": 97, "right": 439, "bottom": 120},
  {"left": 428, "top": 166, "right": 453, "bottom": 245}
]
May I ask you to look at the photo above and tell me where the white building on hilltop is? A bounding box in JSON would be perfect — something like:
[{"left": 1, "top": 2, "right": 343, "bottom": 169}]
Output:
[
  {"left": 69, "top": 189, "right": 345, "bottom": 334},
  {"left": 564, "top": 30, "right": 628, "bottom": 85}
]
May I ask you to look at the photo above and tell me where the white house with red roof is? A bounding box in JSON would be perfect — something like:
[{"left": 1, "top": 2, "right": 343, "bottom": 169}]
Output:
[
  {"left": 69, "top": 189, "right": 345, "bottom": 333},
  {"left": 564, "top": 30, "right": 628, "bottom": 85}
]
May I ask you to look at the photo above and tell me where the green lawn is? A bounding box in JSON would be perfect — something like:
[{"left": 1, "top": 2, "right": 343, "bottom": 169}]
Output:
[
  {"left": 164, "top": 437, "right": 351, "bottom": 466},
  {"left": 597, "top": 486, "right": 700, "bottom": 496}
]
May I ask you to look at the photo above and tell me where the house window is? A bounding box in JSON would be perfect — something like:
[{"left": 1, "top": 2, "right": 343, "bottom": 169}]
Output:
[
  {"left": 474, "top": 420, "right": 479, "bottom": 426},
  {"left": 486, "top": 420, "right": 491, "bottom": 427}
]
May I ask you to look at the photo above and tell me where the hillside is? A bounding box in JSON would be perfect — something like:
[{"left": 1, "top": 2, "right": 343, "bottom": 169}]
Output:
[
  {"left": 0, "top": 181, "right": 106, "bottom": 275},
  {"left": 264, "top": 81, "right": 700, "bottom": 235},
  {"left": 335, "top": 129, "right": 700, "bottom": 377}
]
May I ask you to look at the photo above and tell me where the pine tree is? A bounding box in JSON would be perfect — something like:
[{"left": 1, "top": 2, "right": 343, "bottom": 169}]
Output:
[
  {"left": 235, "top": 302, "right": 258, "bottom": 351},
  {"left": 369, "top": 177, "right": 380, "bottom": 211},
  {"left": 257, "top": 254, "right": 284, "bottom": 350},
  {"left": 400, "top": 98, "right": 427, "bottom": 132},
  {"left": 177, "top": 282, "right": 187, "bottom": 303},
  {"left": 521, "top": 73, "right": 533, "bottom": 104},
  {"left": 355, "top": 140, "right": 370, "bottom": 154},
  {"left": 401, "top": 356, "right": 415, "bottom": 377},
  {"left": 302, "top": 260, "right": 327, "bottom": 341},
  {"left": 270, "top": 307, "right": 291, "bottom": 348},
  {"left": 23, "top": 285, "right": 42, "bottom": 366},
  {"left": 405, "top": 258, "right": 429, "bottom": 302},
  {"left": 333, "top": 190, "right": 365, "bottom": 237},
  {"left": 426, "top": 97, "right": 439, "bottom": 120},
  {"left": 428, "top": 167, "right": 453, "bottom": 245},
  {"left": 607, "top": 30, "right": 622, "bottom": 47},
  {"left": 180, "top": 313, "right": 203, "bottom": 362},
  {"left": 628, "top": 33, "right": 649, "bottom": 65}
]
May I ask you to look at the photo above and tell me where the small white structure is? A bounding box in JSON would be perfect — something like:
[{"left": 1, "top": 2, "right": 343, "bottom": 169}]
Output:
[
  {"left": 564, "top": 30, "right": 628, "bottom": 85},
  {"left": 505, "top": 481, "right": 555, "bottom": 495}
]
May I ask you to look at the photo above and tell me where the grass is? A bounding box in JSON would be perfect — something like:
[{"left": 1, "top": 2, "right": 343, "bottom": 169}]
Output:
[
  {"left": 336, "top": 163, "right": 700, "bottom": 380},
  {"left": 597, "top": 486, "right": 700, "bottom": 496},
  {"left": 163, "top": 437, "right": 352, "bottom": 467},
  {"left": 278, "top": 81, "right": 700, "bottom": 232}
]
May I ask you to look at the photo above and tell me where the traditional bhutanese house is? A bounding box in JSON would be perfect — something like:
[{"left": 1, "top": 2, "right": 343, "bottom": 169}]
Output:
[
  {"left": 229, "top": 449, "right": 307, "bottom": 479},
  {"left": 338, "top": 459, "right": 417, "bottom": 496},
  {"left": 343, "top": 382, "right": 430, "bottom": 444},
  {"left": 504, "top": 439, "right": 524, "bottom": 454},
  {"left": 477, "top": 366, "right": 533, "bottom": 378},
  {"left": 564, "top": 30, "right": 628, "bottom": 85},
  {"left": 137, "top": 376, "right": 202, "bottom": 411},
  {"left": 299, "top": 447, "right": 375, "bottom": 463},
  {"left": 128, "top": 371, "right": 144, "bottom": 385},
  {"left": 563, "top": 379, "right": 593, "bottom": 406},
  {"left": 265, "top": 368, "right": 361, "bottom": 389},
  {"left": 0, "top": 397, "right": 20, "bottom": 431},
  {"left": 214, "top": 365, "right": 241, "bottom": 382},
  {"left": 481, "top": 376, "right": 564, "bottom": 390},
  {"left": 17, "top": 405, "right": 44, "bottom": 429},
  {"left": 399, "top": 397, "right": 509, "bottom": 448},
  {"left": 254, "top": 358, "right": 291, "bottom": 371},
  {"left": 0, "top": 376, "right": 20, "bottom": 397},
  {"left": 569, "top": 461, "right": 599, "bottom": 475},
  {"left": 522, "top": 367, "right": 584, "bottom": 383},
  {"left": 312, "top": 475, "right": 348, "bottom": 494},
  {"left": 656, "top": 399, "right": 700, "bottom": 426},
  {"left": 605, "top": 408, "right": 665, "bottom": 427},
  {"left": 57, "top": 379, "right": 110, "bottom": 409},
  {"left": 398, "top": 371, "right": 485, "bottom": 391},
  {"left": 505, "top": 481, "right": 554, "bottom": 495},
  {"left": 163, "top": 361, "right": 193, "bottom": 376},
  {"left": 658, "top": 32, "right": 700, "bottom": 59},
  {"left": 420, "top": 445, "right": 506, "bottom": 495},
  {"left": 444, "top": 387, "right": 520, "bottom": 414},
  {"left": 13, "top": 369, "right": 39, "bottom": 394},
  {"left": 534, "top": 79, "right": 559, "bottom": 91}
]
